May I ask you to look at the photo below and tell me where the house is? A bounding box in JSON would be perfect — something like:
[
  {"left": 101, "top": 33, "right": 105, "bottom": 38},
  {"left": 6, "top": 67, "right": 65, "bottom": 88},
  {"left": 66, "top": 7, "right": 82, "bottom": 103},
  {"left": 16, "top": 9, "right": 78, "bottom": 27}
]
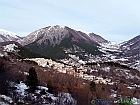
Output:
[{"left": 66, "top": 70, "right": 75, "bottom": 75}]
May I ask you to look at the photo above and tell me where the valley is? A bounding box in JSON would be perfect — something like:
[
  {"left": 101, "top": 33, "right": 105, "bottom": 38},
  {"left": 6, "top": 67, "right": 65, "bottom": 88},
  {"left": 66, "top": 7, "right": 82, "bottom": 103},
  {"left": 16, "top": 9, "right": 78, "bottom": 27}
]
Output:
[{"left": 0, "top": 25, "right": 140, "bottom": 105}]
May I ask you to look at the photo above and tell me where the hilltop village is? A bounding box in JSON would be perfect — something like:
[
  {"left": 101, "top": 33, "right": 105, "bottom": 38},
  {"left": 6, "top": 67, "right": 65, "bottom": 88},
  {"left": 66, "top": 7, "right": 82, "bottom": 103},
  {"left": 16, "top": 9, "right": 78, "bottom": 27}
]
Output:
[{"left": 26, "top": 58, "right": 115, "bottom": 84}]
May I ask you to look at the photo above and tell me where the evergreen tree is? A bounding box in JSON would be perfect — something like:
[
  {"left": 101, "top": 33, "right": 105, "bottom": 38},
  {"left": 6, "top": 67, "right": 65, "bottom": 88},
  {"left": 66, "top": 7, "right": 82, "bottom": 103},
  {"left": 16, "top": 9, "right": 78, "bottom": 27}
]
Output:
[
  {"left": 26, "top": 67, "right": 38, "bottom": 92},
  {"left": 90, "top": 81, "right": 96, "bottom": 91},
  {"left": 47, "top": 80, "right": 53, "bottom": 93},
  {"left": 73, "top": 65, "right": 77, "bottom": 72}
]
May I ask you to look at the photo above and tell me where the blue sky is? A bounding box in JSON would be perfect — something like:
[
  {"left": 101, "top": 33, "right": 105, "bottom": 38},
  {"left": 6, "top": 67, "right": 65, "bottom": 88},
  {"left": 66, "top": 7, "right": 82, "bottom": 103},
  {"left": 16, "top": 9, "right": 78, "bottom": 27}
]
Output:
[{"left": 0, "top": 0, "right": 140, "bottom": 43}]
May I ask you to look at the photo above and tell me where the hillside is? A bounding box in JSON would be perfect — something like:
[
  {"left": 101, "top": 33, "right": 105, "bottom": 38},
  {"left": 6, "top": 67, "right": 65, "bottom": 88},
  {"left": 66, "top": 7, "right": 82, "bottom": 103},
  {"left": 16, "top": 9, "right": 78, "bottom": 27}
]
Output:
[{"left": 0, "top": 41, "right": 44, "bottom": 59}]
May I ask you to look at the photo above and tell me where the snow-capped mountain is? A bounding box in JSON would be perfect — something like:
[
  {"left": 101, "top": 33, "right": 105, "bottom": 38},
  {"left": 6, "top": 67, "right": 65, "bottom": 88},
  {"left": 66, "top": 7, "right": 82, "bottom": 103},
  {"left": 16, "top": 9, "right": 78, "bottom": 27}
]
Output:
[
  {"left": 18, "top": 25, "right": 140, "bottom": 70},
  {"left": 119, "top": 35, "right": 140, "bottom": 70},
  {"left": 19, "top": 25, "right": 105, "bottom": 59},
  {"left": 18, "top": 25, "right": 69, "bottom": 46},
  {"left": 0, "top": 29, "right": 21, "bottom": 42},
  {"left": 120, "top": 35, "right": 140, "bottom": 51},
  {"left": 19, "top": 25, "right": 109, "bottom": 46},
  {"left": 98, "top": 35, "right": 140, "bottom": 70}
]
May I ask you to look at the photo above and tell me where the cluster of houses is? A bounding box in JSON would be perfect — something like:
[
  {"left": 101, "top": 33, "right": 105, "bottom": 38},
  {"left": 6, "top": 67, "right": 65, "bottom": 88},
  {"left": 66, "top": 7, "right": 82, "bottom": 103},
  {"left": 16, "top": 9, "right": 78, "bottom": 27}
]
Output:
[{"left": 25, "top": 58, "right": 112, "bottom": 85}]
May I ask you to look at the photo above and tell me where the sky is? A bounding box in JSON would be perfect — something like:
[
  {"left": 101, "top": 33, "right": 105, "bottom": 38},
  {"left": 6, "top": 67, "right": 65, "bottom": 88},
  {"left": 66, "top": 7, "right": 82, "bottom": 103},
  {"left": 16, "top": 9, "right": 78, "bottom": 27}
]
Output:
[{"left": 0, "top": 0, "right": 140, "bottom": 43}]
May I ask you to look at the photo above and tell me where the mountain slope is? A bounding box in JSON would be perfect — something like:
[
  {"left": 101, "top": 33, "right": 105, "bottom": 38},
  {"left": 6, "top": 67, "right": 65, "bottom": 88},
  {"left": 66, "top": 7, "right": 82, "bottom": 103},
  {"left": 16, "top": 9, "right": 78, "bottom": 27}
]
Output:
[
  {"left": 119, "top": 35, "right": 140, "bottom": 70},
  {"left": 0, "top": 29, "right": 22, "bottom": 42},
  {"left": 18, "top": 25, "right": 69, "bottom": 46},
  {"left": 120, "top": 35, "right": 140, "bottom": 51},
  {"left": 88, "top": 32, "right": 109, "bottom": 43},
  {"left": 120, "top": 35, "right": 140, "bottom": 60},
  {"left": 20, "top": 25, "right": 102, "bottom": 60},
  {"left": 0, "top": 41, "right": 44, "bottom": 59}
]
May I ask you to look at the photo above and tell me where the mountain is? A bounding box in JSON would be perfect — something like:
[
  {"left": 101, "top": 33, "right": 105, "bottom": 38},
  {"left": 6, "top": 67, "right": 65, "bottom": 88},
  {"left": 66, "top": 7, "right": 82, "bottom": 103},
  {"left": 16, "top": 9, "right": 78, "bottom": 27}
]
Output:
[
  {"left": 88, "top": 32, "right": 109, "bottom": 43},
  {"left": 0, "top": 41, "right": 44, "bottom": 59},
  {"left": 19, "top": 25, "right": 106, "bottom": 60},
  {"left": 119, "top": 35, "right": 140, "bottom": 70},
  {"left": 18, "top": 25, "right": 140, "bottom": 70},
  {"left": 0, "top": 27, "right": 140, "bottom": 104},
  {"left": 120, "top": 34, "right": 140, "bottom": 51},
  {"left": 0, "top": 29, "right": 22, "bottom": 42},
  {"left": 97, "top": 35, "right": 140, "bottom": 71}
]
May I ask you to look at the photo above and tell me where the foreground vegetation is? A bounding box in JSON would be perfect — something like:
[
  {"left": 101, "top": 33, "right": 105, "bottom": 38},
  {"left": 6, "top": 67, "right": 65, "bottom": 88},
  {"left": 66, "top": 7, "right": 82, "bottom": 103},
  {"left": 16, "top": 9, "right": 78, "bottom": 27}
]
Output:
[{"left": 0, "top": 56, "right": 140, "bottom": 105}]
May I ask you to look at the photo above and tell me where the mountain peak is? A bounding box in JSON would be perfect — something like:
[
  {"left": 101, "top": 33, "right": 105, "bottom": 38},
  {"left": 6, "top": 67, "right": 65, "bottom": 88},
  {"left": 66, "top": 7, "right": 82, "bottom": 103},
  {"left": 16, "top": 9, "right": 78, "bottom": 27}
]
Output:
[
  {"left": 0, "top": 29, "right": 21, "bottom": 42},
  {"left": 88, "top": 32, "right": 109, "bottom": 43},
  {"left": 19, "top": 25, "right": 69, "bottom": 46},
  {"left": 19, "top": 25, "right": 103, "bottom": 59},
  {"left": 0, "top": 29, "right": 19, "bottom": 38},
  {"left": 19, "top": 25, "right": 109, "bottom": 46}
]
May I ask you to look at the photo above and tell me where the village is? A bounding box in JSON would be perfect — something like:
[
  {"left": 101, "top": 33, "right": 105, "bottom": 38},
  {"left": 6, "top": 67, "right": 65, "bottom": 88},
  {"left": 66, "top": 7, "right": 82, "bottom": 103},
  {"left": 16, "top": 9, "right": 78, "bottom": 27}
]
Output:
[{"left": 25, "top": 58, "right": 112, "bottom": 85}]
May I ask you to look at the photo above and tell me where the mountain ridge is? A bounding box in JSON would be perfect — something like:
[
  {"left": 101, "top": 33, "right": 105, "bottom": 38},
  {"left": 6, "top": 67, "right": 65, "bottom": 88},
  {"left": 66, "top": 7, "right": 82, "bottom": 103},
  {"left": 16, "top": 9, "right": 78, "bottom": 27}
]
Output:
[
  {"left": 0, "top": 26, "right": 139, "bottom": 70},
  {"left": 16, "top": 25, "right": 139, "bottom": 70},
  {"left": 19, "top": 25, "right": 109, "bottom": 46},
  {"left": 0, "top": 29, "right": 22, "bottom": 42},
  {"left": 18, "top": 25, "right": 106, "bottom": 59}
]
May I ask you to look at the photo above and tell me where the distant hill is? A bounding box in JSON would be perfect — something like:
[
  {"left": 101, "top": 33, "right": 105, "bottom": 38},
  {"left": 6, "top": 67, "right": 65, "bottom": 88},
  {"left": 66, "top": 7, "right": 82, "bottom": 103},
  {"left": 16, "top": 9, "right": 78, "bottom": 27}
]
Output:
[{"left": 0, "top": 41, "right": 44, "bottom": 59}]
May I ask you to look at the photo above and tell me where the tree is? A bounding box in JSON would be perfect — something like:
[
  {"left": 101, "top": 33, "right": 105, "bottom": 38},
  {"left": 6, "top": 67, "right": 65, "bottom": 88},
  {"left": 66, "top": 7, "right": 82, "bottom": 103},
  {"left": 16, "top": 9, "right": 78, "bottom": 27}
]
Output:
[
  {"left": 47, "top": 80, "right": 53, "bottom": 93},
  {"left": 73, "top": 65, "right": 77, "bottom": 72},
  {"left": 47, "top": 62, "right": 49, "bottom": 65},
  {"left": 90, "top": 81, "right": 96, "bottom": 91},
  {"left": 26, "top": 67, "right": 38, "bottom": 92}
]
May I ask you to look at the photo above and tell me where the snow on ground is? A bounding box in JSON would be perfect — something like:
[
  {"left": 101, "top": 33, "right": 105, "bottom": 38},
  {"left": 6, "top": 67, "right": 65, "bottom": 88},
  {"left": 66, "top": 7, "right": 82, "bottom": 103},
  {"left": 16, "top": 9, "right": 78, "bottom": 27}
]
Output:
[
  {"left": 0, "top": 95, "right": 13, "bottom": 104},
  {"left": 10, "top": 81, "right": 76, "bottom": 104},
  {"left": 130, "top": 60, "right": 140, "bottom": 71},
  {"left": 101, "top": 67, "right": 110, "bottom": 72},
  {"left": 56, "top": 92, "right": 77, "bottom": 105},
  {"left": 133, "top": 84, "right": 140, "bottom": 88},
  {"left": 15, "top": 82, "right": 28, "bottom": 96},
  {"left": 36, "top": 86, "right": 48, "bottom": 94},
  {"left": 111, "top": 93, "right": 117, "bottom": 98},
  {"left": 132, "top": 98, "right": 140, "bottom": 104},
  {"left": 0, "top": 102, "right": 9, "bottom": 105},
  {"left": 3, "top": 44, "right": 18, "bottom": 52},
  {"left": 47, "top": 93, "right": 57, "bottom": 101},
  {"left": 112, "top": 58, "right": 128, "bottom": 61},
  {"left": 99, "top": 42, "right": 121, "bottom": 52},
  {"left": 78, "top": 60, "right": 86, "bottom": 64},
  {"left": 23, "top": 72, "right": 29, "bottom": 75},
  {"left": 76, "top": 29, "right": 90, "bottom": 35},
  {"left": 0, "top": 53, "right": 4, "bottom": 57}
]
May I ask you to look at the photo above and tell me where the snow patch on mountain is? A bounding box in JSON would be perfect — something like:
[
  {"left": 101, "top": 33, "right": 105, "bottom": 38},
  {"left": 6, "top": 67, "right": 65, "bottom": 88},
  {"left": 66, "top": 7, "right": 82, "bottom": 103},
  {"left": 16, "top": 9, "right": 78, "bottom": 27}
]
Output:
[
  {"left": 0, "top": 29, "right": 19, "bottom": 38},
  {"left": 0, "top": 29, "right": 21, "bottom": 42},
  {"left": 99, "top": 42, "right": 121, "bottom": 53},
  {"left": 3, "top": 44, "right": 18, "bottom": 52},
  {"left": 77, "top": 29, "right": 90, "bottom": 35},
  {"left": 19, "top": 25, "right": 69, "bottom": 46}
]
